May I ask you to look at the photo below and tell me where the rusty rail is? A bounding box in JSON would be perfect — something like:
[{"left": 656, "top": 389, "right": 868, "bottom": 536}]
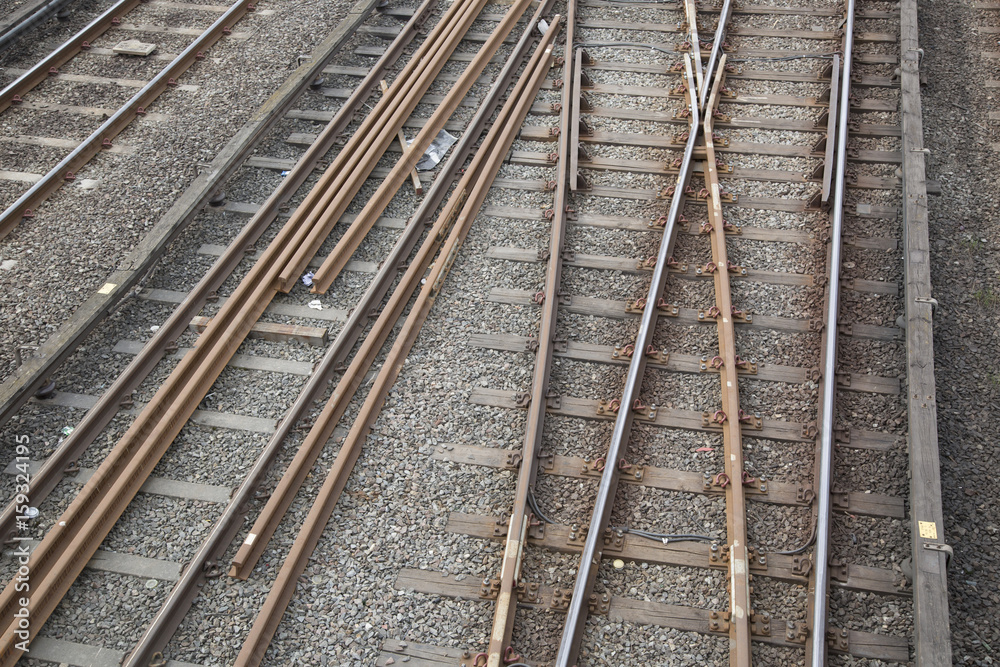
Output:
[
  {"left": 553, "top": 54, "right": 700, "bottom": 667},
  {"left": 0, "top": 0, "right": 257, "bottom": 240},
  {"left": 478, "top": 5, "right": 575, "bottom": 666},
  {"left": 234, "top": 20, "right": 559, "bottom": 665},
  {"left": 0, "top": 0, "right": 422, "bottom": 550},
  {"left": 269, "top": 0, "right": 496, "bottom": 293},
  {"left": 0, "top": 0, "right": 482, "bottom": 656},
  {"left": 701, "top": 54, "right": 753, "bottom": 665},
  {"left": 304, "top": 0, "right": 529, "bottom": 292},
  {"left": 228, "top": 0, "right": 540, "bottom": 581},
  {"left": 117, "top": 3, "right": 445, "bottom": 663}
]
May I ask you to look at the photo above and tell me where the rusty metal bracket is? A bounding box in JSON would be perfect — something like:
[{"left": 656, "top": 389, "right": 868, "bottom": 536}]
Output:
[
  {"left": 796, "top": 486, "right": 815, "bottom": 504},
  {"left": 750, "top": 611, "right": 772, "bottom": 637},
  {"left": 708, "top": 541, "right": 729, "bottom": 567},
  {"left": 567, "top": 523, "right": 588, "bottom": 547},
  {"left": 831, "top": 491, "right": 850, "bottom": 510},
  {"left": 643, "top": 297, "right": 673, "bottom": 318},
  {"left": 792, "top": 555, "right": 813, "bottom": 577},
  {"left": 480, "top": 577, "right": 501, "bottom": 600},
  {"left": 516, "top": 580, "right": 541, "bottom": 603},
  {"left": 708, "top": 610, "right": 730, "bottom": 633},
  {"left": 625, "top": 298, "right": 646, "bottom": 314},
  {"left": 588, "top": 592, "right": 611, "bottom": 614},
  {"left": 503, "top": 451, "right": 523, "bottom": 470},
  {"left": 602, "top": 528, "right": 625, "bottom": 553},
  {"left": 747, "top": 545, "right": 768, "bottom": 572},
  {"left": 550, "top": 588, "right": 572, "bottom": 611},
  {"left": 827, "top": 627, "right": 850, "bottom": 652},
  {"left": 786, "top": 620, "right": 809, "bottom": 644},
  {"left": 829, "top": 558, "right": 849, "bottom": 583},
  {"left": 527, "top": 518, "right": 545, "bottom": 540},
  {"left": 581, "top": 457, "right": 605, "bottom": 477}
]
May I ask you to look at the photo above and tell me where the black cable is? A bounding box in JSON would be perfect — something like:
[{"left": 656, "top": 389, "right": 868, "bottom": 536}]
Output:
[{"left": 527, "top": 491, "right": 555, "bottom": 524}]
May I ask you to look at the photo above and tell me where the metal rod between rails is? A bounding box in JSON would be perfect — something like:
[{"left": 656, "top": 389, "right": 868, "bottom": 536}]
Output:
[{"left": 810, "top": 0, "right": 855, "bottom": 663}]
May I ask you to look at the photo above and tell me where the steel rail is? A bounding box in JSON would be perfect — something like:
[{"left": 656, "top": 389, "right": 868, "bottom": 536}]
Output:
[
  {"left": 810, "top": 0, "right": 855, "bottom": 663},
  {"left": 228, "top": 0, "right": 548, "bottom": 580},
  {"left": 117, "top": 4, "right": 446, "bottom": 662},
  {"left": 233, "top": 25, "right": 560, "bottom": 665},
  {"left": 0, "top": 0, "right": 139, "bottom": 111},
  {"left": 258, "top": 0, "right": 482, "bottom": 260},
  {"left": 701, "top": 53, "right": 752, "bottom": 665},
  {"left": 699, "top": 0, "right": 732, "bottom": 109},
  {"left": 819, "top": 54, "right": 840, "bottom": 206},
  {"left": 271, "top": 0, "right": 495, "bottom": 292},
  {"left": 0, "top": 0, "right": 257, "bottom": 240},
  {"left": 553, "top": 55, "right": 700, "bottom": 667},
  {"left": 0, "top": 0, "right": 77, "bottom": 54},
  {"left": 0, "top": 0, "right": 430, "bottom": 548},
  {"left": 684, "top": 0, "right": 703, "bottom": 96},
  {"left": 0, "top": 0, "right": 477, "bottom": 655},
  {"left": 481, "top": 3, "right": 575, "bottom": 665},
  {"left": 304, "top": 0, "right": 533, "bottom": 292}
]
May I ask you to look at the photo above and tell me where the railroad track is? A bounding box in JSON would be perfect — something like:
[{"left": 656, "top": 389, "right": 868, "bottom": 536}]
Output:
[
  {"left": 0, "top": 0, "right": 950, "bottom": 664},
  {"left": 0, "top": 0, "right": 267, "bottom": 231}
]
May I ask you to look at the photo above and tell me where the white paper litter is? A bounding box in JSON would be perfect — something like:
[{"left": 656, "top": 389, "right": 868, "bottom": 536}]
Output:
[
  {"left": 409, "top": 129, "right": 458, "bottom": 171},
  {"left": 302, "top": 271, "right": 315, "bottom": 286},
  {"left": 308, "top": 300, "right": 323, "bottom": 310},
  {"left": 538, "top": 19, "right": 549, "bottom": 34}
]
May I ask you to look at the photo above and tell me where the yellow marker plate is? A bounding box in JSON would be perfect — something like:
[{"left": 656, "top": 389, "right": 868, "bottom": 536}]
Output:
[{"left": 918, "top": 521, "right": 937, "bottom": 540}]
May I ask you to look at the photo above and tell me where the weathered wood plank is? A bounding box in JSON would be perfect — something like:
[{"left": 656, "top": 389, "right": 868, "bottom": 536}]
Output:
[{"left": 900, "top": 0, "right": 952, "bottom": 662}]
